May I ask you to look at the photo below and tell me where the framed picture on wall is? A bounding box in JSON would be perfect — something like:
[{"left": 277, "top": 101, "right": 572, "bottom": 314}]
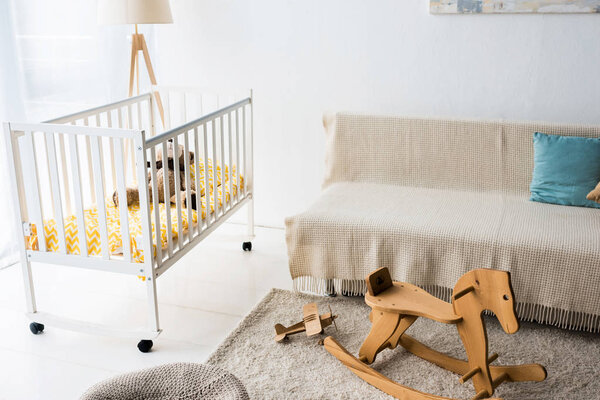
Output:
[{"left": 430, "top": 0, "right": 600, "bottom": 13}]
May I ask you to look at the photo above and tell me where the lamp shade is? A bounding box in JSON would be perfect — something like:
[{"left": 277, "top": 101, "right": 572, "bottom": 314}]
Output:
[{"left": 98, "top": 0, "right": 173, "bottom": 25}]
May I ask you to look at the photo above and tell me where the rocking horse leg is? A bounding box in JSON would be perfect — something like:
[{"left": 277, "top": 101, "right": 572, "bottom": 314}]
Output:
[
  {"left": 359, "top": 311, "right": 401, "bottom": 364},
  {"left": 455, "top": 317, "right": 494, "bottom": 397},
  {"left": 387, "top": 315, "right": 418, "bottom": 349},
  {"left": 398, "top": 334, "right": 547, "bottom": 383}
]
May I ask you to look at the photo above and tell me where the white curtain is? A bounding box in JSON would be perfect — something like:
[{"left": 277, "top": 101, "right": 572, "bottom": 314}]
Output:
[
  {"left": 0, "top": 0, "right": 153, "bottom": 268},
  {"left": 0, "top": 0, "right": 25, "bottom": 269}
]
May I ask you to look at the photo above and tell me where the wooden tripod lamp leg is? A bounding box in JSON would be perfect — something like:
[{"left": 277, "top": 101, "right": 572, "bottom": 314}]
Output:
[
  {"left": 128, "top": 30, "right": 166, "bottom": 130},
  {"left": 139, "top": 34, "right": 166, "bottom": 128},
  {"left": 128, "top": 34, "right": 138, "bottom": 98}
]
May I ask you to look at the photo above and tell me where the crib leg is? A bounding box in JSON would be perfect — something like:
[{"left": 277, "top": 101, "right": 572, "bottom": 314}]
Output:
[
  {"left": 242, "top": 197, "right": 254, "bottom": 252},
  {"left": 146, "top": 276, "right": 159, "bottom": 331},
  {"left": 22, "top": 257, "right": 44, "bottom": 335},
  {"left": 143, "top": 266, "right": 160, "bottom": 353},
  {"left": 21, "top": 257, "right": 37, "bottom": 314},
  {"left": 247, "top": 197, "right": 255, "bottom": 239}
]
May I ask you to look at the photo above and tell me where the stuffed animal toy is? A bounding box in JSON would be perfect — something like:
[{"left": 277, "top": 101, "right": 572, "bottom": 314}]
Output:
[
  {"left": 586, "top": 181, "right": 600, "bottom": 203},
  {"left": 112, "top": 143, "right": 197, "bottom": 210}
]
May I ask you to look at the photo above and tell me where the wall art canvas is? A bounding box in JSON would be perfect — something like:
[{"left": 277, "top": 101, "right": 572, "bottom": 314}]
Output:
[{"left": 430, "top": 0, "right": 600, "bottom": 13}]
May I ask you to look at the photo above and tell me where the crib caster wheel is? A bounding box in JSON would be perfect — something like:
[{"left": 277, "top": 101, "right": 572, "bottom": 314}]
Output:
[
  {"left": 137, "top": 339, "right": 153, "bottom": 353},
  {"left": 29, "top": 322, "right": 44, "bottom": 335},
  {"left": 242, "top": 242, "right": 252, "bottom": 252}
]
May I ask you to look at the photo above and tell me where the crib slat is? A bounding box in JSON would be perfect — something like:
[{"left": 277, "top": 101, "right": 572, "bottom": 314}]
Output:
[
  {"left": 183, "top": 130, "right": 193, "bottom": 243},
  {"left": 67, "top": 134, "right": 88, "bottom": 257},
  {"left": 193, "top": 126, "right": 202, "bottom": 235},
  {"left": 166, "top": 91, "right": 171, "bottom": 130},
  {"left": 127, "top": 104, "right": 133, "bottom": 129},
  {"left": 120, "top": 107, "right": 129, "bottom": 182},
  {"left": 45, "top": 132, "right": 67, "bottom": 254},
  {"left": 148, "top": 96, "right": 156, "bottom": 139},
  {"left": 133, "top": 132, "right": 153, "bottom": 269},
  {"left": 119, "top": 106, "right": 131, "bottom": 185},
  {"left": 220, "top": 116, "right": 226, "bottom": 216},
  {"left": 26, "top": 131, "right": 46, "bottom": 252},
  {"left": 162, "top": 141, "right": 173, "bottom": 257},
  {"left": 183, "top": 92, "right": 188, "bottom": 125},
  {"left": 149, "top": 147, "right": 162, "bottom": 266},
  {"left": 235, "top": 108, "right": 240, "bottom": 203},
  {"left": 172, "top": 136, "right": 183, "bottom": 250},
  {"left": 113, "top": 138, "right": 131, "bottom": 261},
  {"left": 137, "top": 100, "right": 143, "bottom": 132},
  {"left": 242, "top": 106, "right": 246, "bottom": 196},
  {"left": 203, "top": 123, "right": 212, "bottom": 228},
  {"left": 117, "top": 108, "right": 123, "bottom": 129},
  {"left": 127, "top": 105, "right": 136, "bottom": 183},
  {"left": 90, "top": 136, "right": 110, "bottom": 259},
  {"left": 248, "top": 100, "right": 253, "bottom": 199},
  {"left": 211, "top": 119, "right": 217, "bottom": 222},
  {"left": 84, "top": 118, "right": 96, "bottom": 204},
  {"left": 106, "top": 111, "right": 117, "bottom": 193},
  {"left": 57, "top": 133, "right": 72, "bottom": 215},
  {"left": 227, "top": 112, "right": 233, "bottom": 209}
]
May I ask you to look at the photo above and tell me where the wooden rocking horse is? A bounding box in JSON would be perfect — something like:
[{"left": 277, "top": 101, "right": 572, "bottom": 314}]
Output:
[{"left": 324, "top": 267, "right": 547, "bottom": 400}]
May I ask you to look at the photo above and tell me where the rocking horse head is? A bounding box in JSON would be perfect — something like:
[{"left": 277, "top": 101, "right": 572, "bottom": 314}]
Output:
[{"left": 452, "top": 269, "right": 519, "bottom": 334}]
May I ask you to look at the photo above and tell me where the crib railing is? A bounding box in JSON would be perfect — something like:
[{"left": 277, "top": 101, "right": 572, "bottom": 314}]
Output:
[
  {"left": 5, "top": 122, "right": 143, "bottom": 274},
  {"left": 47, "top": 92, "right": 155, "bottom": 192},
  {"left": 143, "top": 95, "right": 253, "bottom": 275},
  {"left": 154, "top": 85, "right": 248, "bottom": 131}
]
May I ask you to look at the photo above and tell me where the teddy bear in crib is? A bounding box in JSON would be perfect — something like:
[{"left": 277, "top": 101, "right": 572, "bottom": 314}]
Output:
[{"left": 112, "top": 143, "right": 198, "bottom": 210}]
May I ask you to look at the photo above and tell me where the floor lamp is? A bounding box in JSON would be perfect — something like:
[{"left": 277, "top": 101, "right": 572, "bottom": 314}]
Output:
[{"left": 98, "top": 0, "right": 172, "bottom": 127}]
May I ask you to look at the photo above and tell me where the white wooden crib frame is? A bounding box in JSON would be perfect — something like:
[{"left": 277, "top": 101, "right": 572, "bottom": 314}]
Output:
[{"left": 4, "top": 88, "right": 254, "bottom": 347}]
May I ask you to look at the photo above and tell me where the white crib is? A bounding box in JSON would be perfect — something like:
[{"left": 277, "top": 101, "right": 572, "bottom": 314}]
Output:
[{"left": 4, "top": 87, "right": 254, "bottom": 352}]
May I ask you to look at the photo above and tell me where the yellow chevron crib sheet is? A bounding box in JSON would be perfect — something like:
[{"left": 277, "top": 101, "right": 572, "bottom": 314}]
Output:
[{"left": 27, "top": 161, "right": 244, "bottom": 263}]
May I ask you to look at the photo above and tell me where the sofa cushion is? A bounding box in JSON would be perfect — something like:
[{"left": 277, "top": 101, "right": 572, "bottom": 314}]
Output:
[
  {"left": 530, "top": 132, "right": 600, "bottom": 209},
  {"left": 286, "top": 182, "right": 600, "bottom": 327}
]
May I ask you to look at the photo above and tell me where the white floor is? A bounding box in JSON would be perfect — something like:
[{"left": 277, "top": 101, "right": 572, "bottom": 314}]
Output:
[{"left": 0, "top": 224, "right": 291, "bottom": 400}]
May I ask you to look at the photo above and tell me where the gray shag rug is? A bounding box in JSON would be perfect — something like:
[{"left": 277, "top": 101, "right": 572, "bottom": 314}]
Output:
[{"left": 207, "top": 289, "right": 600, "bottom": 400}]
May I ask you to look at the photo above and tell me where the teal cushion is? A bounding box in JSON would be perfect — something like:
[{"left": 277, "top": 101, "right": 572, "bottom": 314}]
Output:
[{"left": 530, "top": 132, "right": 600, "bottom": 208}]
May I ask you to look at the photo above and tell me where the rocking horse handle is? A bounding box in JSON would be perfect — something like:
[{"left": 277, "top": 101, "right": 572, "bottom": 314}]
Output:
[{"left": 366, "top": 267, "right": 393, "bottom": 296}]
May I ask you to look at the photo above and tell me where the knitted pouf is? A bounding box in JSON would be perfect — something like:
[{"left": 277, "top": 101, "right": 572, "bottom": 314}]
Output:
[{"left": 80, "top": 362, "right": 249, "bottom": 400}]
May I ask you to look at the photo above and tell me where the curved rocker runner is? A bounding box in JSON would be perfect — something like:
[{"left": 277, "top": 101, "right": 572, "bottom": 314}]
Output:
[{"left": 324, "top": 267, "right": 547, "bottom": 400}]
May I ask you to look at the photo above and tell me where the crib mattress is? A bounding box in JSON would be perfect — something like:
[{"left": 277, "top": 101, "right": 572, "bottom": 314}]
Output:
[{"left": 27, "top": 161, "right": 243, "bottom": 263}]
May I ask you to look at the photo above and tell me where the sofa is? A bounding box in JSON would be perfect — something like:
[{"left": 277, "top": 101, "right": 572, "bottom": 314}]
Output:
[{"left": 285, "top": 113, "right": 600, "bottom": 332}]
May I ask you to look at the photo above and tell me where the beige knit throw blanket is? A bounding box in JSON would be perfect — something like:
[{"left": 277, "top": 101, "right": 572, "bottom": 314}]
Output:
[{"left": 286, "top": 114, "right": 600, "bottom": 332}]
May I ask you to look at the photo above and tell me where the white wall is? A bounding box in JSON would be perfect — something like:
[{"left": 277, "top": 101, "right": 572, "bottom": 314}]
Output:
[{"left": 155, "top": 0, "right": 600, "bottom": 228}]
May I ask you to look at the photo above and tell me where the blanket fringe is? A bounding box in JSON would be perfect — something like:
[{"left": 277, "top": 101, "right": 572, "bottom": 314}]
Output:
[{"left": 292, "top": 276, "right": 600, "bottom": 333}]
